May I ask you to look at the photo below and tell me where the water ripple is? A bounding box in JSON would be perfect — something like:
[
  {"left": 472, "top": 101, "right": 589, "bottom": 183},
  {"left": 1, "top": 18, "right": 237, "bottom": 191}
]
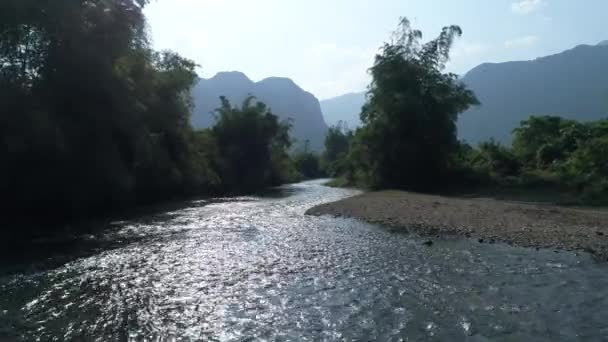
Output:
[{"left": 1, "top": 180, "right": 608, "bottom": 341}]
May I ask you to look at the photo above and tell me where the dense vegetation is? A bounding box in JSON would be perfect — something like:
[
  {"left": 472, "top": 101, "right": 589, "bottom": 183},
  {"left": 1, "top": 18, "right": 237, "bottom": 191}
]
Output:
[
  {"left": 458, "top": 116, "right": 608, "bottom": 204},
  {"left": 212, "top": 96, "right": 299, "bottom": 192},
  {"left": 0, "top": 0, "right": 309, "bottom": 232},
  {"left": 2, "top": 0, "right": 197, "bottom": 225},
  {"left": 324, "top": 18, "right": 608, "bottom": 205},
  {"left": 292, "top": 142, "right": 324, "bottom": 180},
  {"left": 328, "top": 115, "right": 608, "bottom": 205},
  {"left": 323, "top": 18, "right": 478, "bottom": 191},
  {"left": 4, "top": 0, "right": 607, "bottom": 237}
]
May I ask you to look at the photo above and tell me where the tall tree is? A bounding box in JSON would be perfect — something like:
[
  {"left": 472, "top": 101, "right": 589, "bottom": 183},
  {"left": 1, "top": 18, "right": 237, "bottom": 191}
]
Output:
[
  {"left": 322, "top": 122, "right": 353, "bottom": 177},
  {"left": 355, "top": 17, "right": 478, "bottom": 190},
  {"left": 212, "top": 97, "right": 294, "bottom": 192},
  {"left": 0, "top": 0, "right": 214, "bottom": 226}
]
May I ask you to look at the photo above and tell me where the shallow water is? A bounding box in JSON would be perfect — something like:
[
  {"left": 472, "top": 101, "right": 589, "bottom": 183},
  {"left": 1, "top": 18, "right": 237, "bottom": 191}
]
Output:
[{"left": 1, "top": 180, "right": 608, "bottom": 341}]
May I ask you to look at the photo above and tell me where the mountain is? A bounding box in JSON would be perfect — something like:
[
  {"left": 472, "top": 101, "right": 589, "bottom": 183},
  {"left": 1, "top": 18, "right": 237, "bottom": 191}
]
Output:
[
  {"left": 191, "top": 71, "right": 328, "bottom": 151},
  {"left": 458, "top": 42, "right": 608, "bottom": 144},
  {"left": 320, "top": 92, "right": 366, "bottom": 128}
]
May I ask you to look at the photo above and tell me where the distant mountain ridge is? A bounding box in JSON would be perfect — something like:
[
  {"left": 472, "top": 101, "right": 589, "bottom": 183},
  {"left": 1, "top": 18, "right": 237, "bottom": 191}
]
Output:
[
  {"left": 320, "top": 41, "right": 608, "bottom": 145},
  {"left": 458, "top": 41, "right": 608, "bottom": 144},
  {"left": 320, "top": 92, "right": 365, "bottom": 128},
  {"left": 191, "top": 71, "right": 328, "bottom": 151}
]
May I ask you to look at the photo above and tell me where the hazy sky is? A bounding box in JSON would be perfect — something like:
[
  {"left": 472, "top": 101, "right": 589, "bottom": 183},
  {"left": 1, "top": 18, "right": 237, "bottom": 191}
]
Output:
[{"left": 145, "top": 0, "right": 607, "bottom": 99}]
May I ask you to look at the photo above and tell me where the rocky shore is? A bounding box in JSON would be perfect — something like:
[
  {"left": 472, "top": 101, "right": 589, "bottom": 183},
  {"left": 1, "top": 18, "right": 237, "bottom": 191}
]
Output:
[{"left": 306, "top": 190, "right": 608, "bottom": 259}]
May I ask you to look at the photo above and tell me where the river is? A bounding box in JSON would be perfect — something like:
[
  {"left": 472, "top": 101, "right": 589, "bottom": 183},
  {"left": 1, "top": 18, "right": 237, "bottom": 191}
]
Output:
[{"left": 1, "top": 180, "right": 607, "bottom": 341}]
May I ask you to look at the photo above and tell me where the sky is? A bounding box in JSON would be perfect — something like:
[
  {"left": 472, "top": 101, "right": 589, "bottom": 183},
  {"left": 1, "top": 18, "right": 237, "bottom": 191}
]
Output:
[{"left": 145, "top": 0, "right": 608, "bottom": 100}]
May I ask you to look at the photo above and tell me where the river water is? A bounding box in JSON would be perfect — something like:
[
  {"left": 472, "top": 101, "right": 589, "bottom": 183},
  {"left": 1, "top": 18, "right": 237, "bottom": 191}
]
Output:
[{"left": 1, "top": 180, "right": 608, "bottom": 341}]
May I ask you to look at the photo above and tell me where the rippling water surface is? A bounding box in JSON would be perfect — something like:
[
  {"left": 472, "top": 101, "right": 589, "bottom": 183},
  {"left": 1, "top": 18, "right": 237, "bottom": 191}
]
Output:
[{"left": 1, "top": 180, "right": 608, "bottom": 341}]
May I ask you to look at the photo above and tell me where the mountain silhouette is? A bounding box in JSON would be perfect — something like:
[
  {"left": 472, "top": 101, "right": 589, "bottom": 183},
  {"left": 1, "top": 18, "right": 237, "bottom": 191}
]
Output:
[
  {"left": 192, "top": 72, "right": 328, "bottom": 151},
  {"left": 320, "top": 92, "right": 365, "bottom": 128},
  {"left": 458, "top": 42, "right": 608, "bottom": 144},
  {"left": 319, "top": 42, "right": 608, "bottom": 145}
]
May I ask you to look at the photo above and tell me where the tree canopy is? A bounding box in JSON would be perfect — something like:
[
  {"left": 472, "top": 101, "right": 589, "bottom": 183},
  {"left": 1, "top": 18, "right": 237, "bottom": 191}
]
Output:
[
  {"left": 351, "top": 18, "right": 478, "bottom": 190},
  {"left": 322, "top": 122, "right": 354, "bottom": 178},
  {"left": 212, "top": 96, "right": 296, "bottom": 192},
  {"left": 1, "top": 1, "right": 208, "bottom": 225},
  {"left": 0, "top": 0, "right": 300, "bottom": 230}
]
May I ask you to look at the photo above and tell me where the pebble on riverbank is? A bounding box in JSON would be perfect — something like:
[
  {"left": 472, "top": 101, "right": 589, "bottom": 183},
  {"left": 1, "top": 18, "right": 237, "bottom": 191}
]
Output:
[{"left": 306, "top": 190, "right": 608, "bottom": 260}]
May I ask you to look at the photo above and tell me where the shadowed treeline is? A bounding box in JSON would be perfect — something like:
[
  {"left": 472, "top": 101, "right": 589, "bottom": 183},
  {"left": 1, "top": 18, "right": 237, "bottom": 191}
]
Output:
[
  {"left": 0, "top": 1, "right": 311, "bottom": 237},
  {"left": 4, "top": 1, "right": 608, "bottom": 242}
]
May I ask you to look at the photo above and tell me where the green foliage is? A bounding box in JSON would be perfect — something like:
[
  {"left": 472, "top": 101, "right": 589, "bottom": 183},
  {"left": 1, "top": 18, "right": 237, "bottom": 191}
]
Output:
[
  {"left": 188, "top": 130, "right": 222, "bottom": 192},
  {"left": 516, "top": 169, "right": 562, "bottom": 189},
  {"left": 292, "top": 140, "right": 324, "bottom": 180},
  {"left": 469, "top": 140, "right": 521, "bottom": 177},
  {"left": 269, "top": 147, "right": 301, "bottom": 186},
  {"left": 212, "top": 96, "right": 295, "bottom": 192},
  {"left": 318, "top": 18, "right": 608, "bottom": 206},
  {"left": 0, "top": 0, "right": 298, "bottom": 229},
  {"left": 1, "top": 0, "right": 205, "bottom": 222},
  {"left": 512, "top": 115, "right": 587, "bottom": 168},
  {"left": 322, "top": 122, "right": 354, "bottom": 177},
  {"left": 457, "top": 116, "right": 608, "bottom": 205},
  {"left": 351, "top": 17, "right": 478, "bottom": 190},
  {"left": 293, "top": 152, "right": 323, "bottom": 180},
  {"left": 565, "top": 137, "right": 608, "bottom": 179}
]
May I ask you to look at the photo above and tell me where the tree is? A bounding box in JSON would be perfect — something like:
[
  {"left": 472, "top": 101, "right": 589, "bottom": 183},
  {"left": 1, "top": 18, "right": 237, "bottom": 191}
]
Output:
[
  {"left": 353, "top": 17, "right": 478, "bottom": 190},
  {"left": 0, "top": 0, "right": 216, "bottom": 227},
  {"left": 322, "top": 122, "right": 354, "bottom": 177},
  {"left": 472, "top": 140, "right": 521, "bottom": 177},
  {"left": 512, "top": 116, "right": 587, "bottom": 168},
  {"left": 293, "top": 152, "right": 323, "bottom": 180},
  {"left": 212, "top": 96, "right": 294, "bottom": 192}
]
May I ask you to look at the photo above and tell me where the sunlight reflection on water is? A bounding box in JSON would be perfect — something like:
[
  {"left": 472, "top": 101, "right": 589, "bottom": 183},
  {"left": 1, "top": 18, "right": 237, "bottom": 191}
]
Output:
[{"left": 1, "top": 180, "right": 608, "bottom": 341}]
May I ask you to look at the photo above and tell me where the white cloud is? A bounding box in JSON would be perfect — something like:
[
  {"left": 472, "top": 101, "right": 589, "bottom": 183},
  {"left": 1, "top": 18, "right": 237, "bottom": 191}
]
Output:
[
  {"left": 504, "top": 35, "right": 540, "bottom": 48},
  {"left": 510, "top": 0, "right": 545, "bottom": 14}
]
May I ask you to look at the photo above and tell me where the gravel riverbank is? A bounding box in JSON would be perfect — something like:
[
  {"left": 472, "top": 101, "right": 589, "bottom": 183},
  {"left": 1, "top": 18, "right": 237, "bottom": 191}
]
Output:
[{"left": 306, "top": 190, "right": 608, "bottom": 259}]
